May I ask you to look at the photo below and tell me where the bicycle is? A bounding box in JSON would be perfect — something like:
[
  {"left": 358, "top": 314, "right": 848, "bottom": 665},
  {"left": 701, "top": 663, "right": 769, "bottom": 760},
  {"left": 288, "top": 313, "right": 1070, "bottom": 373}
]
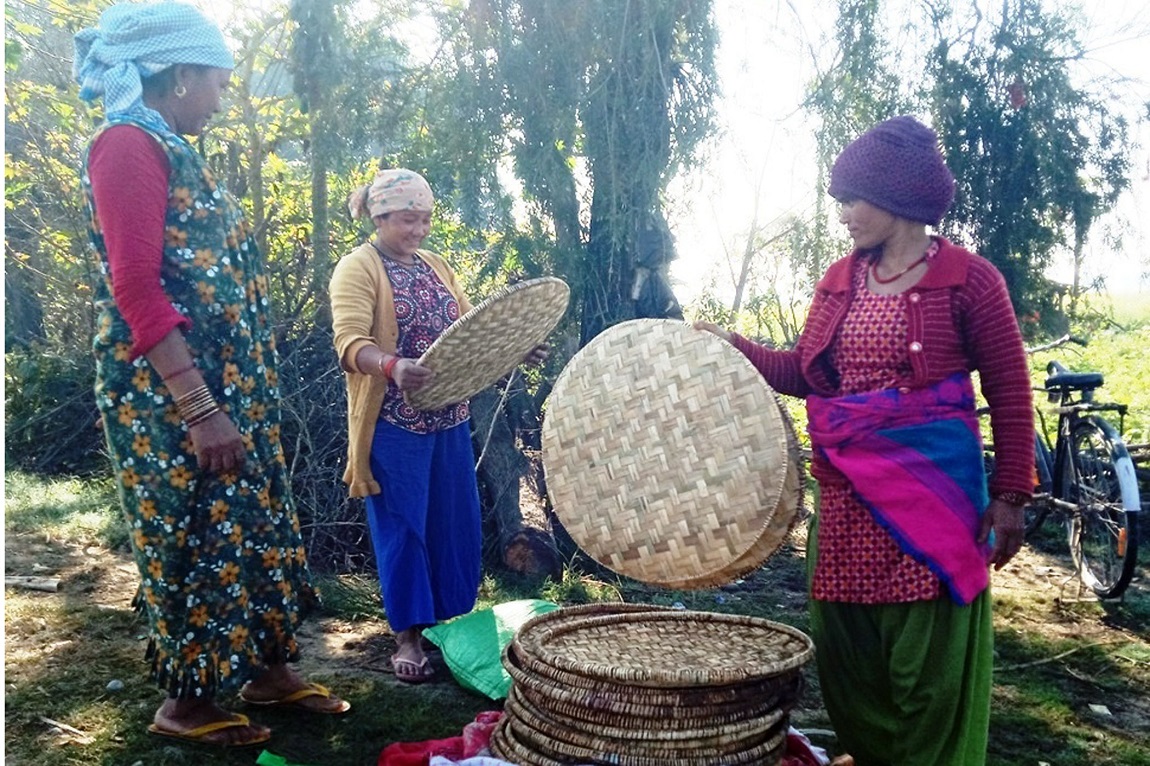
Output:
[{"left": 994, "top": 349, "right": 1142, "bottom": 599}]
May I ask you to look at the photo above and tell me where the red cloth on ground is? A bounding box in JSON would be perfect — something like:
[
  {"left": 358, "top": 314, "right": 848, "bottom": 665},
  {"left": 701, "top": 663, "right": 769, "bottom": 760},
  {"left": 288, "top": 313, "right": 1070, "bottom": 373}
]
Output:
[
  {"left": 378, "top": 711, "right": 502, "bottom": 766},
  {"left": 88, "top": 123, "right": 192, "bottom": 357}
]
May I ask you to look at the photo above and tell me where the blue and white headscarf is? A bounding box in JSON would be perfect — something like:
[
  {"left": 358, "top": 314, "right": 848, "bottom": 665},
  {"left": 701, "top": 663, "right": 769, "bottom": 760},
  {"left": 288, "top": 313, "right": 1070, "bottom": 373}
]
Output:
[{"left": 73, "top": 2, "right": 233, "bottom": 132}]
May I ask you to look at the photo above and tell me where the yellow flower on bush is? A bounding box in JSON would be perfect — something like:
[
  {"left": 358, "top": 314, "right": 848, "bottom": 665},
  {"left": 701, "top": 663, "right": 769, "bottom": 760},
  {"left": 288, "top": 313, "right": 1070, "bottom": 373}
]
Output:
[
  {"left": 169, "top": 465, "right": 193, "bottom": 489},
  {"left": 219, "top": 561, "right": 240, "bottom": 585}
]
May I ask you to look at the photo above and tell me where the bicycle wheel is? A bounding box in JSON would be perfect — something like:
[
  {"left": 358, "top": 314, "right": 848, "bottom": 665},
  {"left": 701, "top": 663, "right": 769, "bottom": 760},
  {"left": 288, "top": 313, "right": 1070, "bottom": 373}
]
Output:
[{"left": 1066, "top": 416, "right": 1140, "bottom": 598}]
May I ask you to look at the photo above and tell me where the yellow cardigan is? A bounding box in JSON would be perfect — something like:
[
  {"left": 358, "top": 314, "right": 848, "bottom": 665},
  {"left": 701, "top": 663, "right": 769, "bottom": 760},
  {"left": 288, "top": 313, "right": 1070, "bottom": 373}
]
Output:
[{"left": 329, "top": 242, "right": 474, "bottom": 498}]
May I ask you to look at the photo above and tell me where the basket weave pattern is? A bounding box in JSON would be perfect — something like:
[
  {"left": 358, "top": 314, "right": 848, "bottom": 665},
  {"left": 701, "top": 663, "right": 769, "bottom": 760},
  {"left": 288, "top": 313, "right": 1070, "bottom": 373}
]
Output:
[
  {"left": 542, "top": 319, "right": 792, "bottom": 586},
  {"left": 405, "top": 277, "right": 569, "bottom": 410},
  {"left": 494, "top": 604, "right": 813, "bottom": 765}
]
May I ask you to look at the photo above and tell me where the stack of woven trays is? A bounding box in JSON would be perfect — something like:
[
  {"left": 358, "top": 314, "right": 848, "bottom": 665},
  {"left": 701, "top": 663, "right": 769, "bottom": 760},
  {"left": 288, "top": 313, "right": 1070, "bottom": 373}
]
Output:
[{"left": 490, "top": 603, "right": 814, "bottom": 766}]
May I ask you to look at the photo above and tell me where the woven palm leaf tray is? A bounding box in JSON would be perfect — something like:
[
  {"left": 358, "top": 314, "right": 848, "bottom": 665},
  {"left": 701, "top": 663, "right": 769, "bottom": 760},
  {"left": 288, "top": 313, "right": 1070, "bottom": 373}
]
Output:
[
  {"left": 492, "top": 604, "right": 813, "bottom": 766},
  {"left": 541, "top": 319, "right": 792, "bottom": 586},
  {"left": 404, "top": 276, "right": 569, "bottom": 411}
]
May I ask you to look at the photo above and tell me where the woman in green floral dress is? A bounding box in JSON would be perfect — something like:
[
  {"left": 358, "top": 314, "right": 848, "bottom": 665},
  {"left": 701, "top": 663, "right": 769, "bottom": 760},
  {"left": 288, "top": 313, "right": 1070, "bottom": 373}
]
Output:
[{"left": 75, "top": 2, "right": 347, "bottom": 747}]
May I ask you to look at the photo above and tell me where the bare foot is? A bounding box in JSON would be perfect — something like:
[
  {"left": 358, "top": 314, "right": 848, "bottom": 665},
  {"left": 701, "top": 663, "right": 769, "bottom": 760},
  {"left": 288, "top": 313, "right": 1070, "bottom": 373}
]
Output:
[
  {"left": 151, "top": 697, "right": 270, "bottom": 746},
  {"left": 240, "top": 663, "right": 350, "bottom": 714}
]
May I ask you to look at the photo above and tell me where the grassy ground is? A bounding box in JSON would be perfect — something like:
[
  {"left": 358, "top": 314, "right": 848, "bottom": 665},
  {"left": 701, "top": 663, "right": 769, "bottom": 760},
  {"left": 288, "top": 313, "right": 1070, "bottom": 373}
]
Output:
[{"left": 5, "top": 471, "right": 1149, "bottom": 766}]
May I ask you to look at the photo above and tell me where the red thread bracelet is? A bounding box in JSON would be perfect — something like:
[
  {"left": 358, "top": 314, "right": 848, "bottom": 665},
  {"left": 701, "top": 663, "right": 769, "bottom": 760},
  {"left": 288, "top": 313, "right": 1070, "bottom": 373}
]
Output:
[{"left": 383, "top": 356, "right": 401, "bottom": 380}]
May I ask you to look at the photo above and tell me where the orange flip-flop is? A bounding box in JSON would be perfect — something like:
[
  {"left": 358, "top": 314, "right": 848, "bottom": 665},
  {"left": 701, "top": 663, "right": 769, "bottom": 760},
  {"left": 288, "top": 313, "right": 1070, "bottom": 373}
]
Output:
[{"left": 147, "top": 712, "right": 271, "bottom": 747}]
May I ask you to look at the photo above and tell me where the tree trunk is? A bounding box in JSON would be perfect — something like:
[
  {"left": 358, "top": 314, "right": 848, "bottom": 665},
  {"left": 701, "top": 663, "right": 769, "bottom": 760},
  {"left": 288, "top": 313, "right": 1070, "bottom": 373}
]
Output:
[{"left": 470, "top": 387, "right": 561, "bottom": 578}]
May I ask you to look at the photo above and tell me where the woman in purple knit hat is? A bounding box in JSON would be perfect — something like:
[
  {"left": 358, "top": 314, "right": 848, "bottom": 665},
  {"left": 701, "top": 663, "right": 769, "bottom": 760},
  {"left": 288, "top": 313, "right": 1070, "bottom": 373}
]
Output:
[{"left": 698, "top": 115, "right": 1034, "bottom": 765}]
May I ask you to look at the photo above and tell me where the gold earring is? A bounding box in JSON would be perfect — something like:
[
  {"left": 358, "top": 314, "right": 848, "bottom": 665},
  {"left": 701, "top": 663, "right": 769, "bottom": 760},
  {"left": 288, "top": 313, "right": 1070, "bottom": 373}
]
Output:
[{"left": 174, "top": 84, "right": 187, "bottom": 99}]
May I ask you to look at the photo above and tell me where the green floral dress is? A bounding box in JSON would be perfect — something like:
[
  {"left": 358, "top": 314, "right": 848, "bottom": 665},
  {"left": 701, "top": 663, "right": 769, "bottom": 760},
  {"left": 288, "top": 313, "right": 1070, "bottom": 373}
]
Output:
[{"left": 81, "top": 117, "right": 318, "bottom": 699}]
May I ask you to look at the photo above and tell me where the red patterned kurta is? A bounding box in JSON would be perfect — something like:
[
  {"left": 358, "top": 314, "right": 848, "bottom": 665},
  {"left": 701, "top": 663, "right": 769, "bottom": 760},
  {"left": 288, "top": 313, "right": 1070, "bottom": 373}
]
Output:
[{"left": 813, "top": 250, "right": 942, "bottom": 603}]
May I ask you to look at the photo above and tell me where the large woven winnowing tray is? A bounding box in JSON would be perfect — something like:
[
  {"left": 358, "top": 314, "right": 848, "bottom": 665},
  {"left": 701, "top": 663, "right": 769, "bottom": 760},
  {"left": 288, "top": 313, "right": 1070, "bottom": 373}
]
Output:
[
  {"left": 541, "top": 319, "right": 790, "bottom": 587},
  {"left": 658, "top": 396, "right": 804, "bottom": 590},
  {"left": 404, "top": 277, "right": 569, "bottom": 411},
  {"left": 519, "top": 609, "right": 814, "bottom": 688}
]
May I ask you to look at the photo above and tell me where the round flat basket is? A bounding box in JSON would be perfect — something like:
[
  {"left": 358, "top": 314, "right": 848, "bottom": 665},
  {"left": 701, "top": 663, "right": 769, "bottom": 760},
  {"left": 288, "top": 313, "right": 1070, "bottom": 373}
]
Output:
[
  {"left": 542, "top": 319, "right": 789, "bottom": 586},
  {"left": 506, "top": 684, "right": 786, "bottom": 749},
  {"left": 528, "top": 610, "right": 814, "bottom": 688},
  {"left": 405, "top": 277, "right": 569, "bottom": 411},
  {"left": 506, "top": 640, "right": 799, "bottom": 712},
  {"left": 504, "top": 708, "right": 787, "bottom": 766},
  {"left": 659, "top": 397, "right": 805, "bottom": 590}
]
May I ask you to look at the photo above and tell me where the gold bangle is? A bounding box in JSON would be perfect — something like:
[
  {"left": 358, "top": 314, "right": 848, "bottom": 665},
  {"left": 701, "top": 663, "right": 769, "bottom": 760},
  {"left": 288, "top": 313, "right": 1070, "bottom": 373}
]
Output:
[
  {"left": 175, "top": 385, "right": 218, "bottom": 422},
  {"left": 185, "top": 407, "right": 220, "bottom": 428}
]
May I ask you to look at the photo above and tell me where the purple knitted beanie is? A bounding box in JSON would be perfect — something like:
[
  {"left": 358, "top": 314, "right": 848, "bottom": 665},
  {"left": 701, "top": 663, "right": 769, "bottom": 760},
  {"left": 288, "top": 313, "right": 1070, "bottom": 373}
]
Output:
[{"left": 828, "top": 115, "right": 956, "bottom": 226}]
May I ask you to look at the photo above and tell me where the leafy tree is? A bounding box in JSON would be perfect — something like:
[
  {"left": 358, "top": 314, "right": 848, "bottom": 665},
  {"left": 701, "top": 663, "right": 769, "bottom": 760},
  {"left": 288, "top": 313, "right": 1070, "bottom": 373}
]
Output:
[
  {"left": 927, "top": 0, "right": 1130, "bottom": 336},
  {"left": 440, "top": 0, "right": 719, "bottom": 345},
  {"left": 797, "top": 0, "right": 1131, "bottom": 340}
]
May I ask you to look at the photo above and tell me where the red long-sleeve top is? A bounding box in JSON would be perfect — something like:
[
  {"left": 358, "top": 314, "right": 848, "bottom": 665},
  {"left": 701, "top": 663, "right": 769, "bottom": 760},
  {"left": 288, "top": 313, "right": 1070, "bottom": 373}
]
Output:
[
  {"left": 730, "top": 238, "right": 1035, "bottom": 499},
  {"left": 88, "top": 124, "right": 192, "bottom": 357}
]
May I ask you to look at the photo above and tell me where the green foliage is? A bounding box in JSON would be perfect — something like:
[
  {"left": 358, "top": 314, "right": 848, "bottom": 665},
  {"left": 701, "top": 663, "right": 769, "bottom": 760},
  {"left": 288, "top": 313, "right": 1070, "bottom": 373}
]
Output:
[
  {"left": 438, "top": 0, "right": 719, "bottom": 343},
  {"left": 795, "top": 0, "right": 1132, "bottom": 338},
  {"left": 928, "top": 1, "right": 1130, "bottom": 337},
  {"left": 4, "top": 344, "right": 107, "bottom": 476},
  {"left": 4, "top": 470, "right": 123, "bottom": 548}
]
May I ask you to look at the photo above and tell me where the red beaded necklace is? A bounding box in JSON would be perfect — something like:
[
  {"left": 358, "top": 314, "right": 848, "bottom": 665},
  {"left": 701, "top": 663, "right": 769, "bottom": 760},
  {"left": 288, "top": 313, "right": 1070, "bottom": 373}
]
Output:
[{"left": 869, "top": 251, "right": 931, "bottom": 285}]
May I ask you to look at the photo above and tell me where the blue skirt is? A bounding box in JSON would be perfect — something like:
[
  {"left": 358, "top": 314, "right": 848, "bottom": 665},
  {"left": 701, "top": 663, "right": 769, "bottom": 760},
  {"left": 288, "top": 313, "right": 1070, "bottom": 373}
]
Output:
[{"left": 366, "top": 419, "right": 482, "bottom": 632}]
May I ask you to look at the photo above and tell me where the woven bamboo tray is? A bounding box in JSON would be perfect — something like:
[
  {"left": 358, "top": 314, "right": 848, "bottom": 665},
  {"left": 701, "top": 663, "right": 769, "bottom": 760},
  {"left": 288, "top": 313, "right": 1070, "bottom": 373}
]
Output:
[
  {"left": 508, "top": 659, "right": 801, "bottom": 727},
  {"left": 503, "top": 711, "right": 787, "bottom": 766},
  {"left": 506, "top": 684, "right": 785, "bottom": 749},
  {"left": 506, "top": 639, "right": 797, "bottom": 711},
  {"left": 541, "top": 319, "right": 790, "bottom": 587},
  {"left": 405, "top": 276, "right": 569, "bottom": 410},
  {"left": 658, "top": 396, "right": 805, "bottom": 589},
  {"left": 518, "top": 609, "right": 814, "bottom": 688}
]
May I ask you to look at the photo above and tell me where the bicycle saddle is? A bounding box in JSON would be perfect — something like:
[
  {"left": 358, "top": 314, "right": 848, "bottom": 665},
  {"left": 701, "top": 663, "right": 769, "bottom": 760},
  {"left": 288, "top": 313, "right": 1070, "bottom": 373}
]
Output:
[{"left": 1044, "top": 371, "right": 1103, "bottom": 391}]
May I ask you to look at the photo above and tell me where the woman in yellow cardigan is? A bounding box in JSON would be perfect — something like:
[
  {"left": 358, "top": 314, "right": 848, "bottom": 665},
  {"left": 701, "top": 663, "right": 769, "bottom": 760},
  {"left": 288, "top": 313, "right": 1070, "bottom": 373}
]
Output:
[{"left": 330, "top": 169, "right": 482, "bottom": 684}]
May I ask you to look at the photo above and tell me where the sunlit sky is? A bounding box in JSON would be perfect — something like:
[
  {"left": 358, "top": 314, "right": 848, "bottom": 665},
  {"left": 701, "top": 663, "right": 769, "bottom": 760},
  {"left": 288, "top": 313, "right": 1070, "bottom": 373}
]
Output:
[
  {"left": 198, "top": 0, "right": 1150, "bottom": 303},
  {"left": 668, "top": 0, "right": 1150, "bottom": 303}
]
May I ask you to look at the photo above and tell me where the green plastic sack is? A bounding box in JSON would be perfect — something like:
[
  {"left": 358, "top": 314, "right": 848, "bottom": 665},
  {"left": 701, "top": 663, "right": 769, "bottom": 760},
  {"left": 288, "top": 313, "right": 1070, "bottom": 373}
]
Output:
[{"left": 423, "top": 599, "right": 558, "bottom": 700}]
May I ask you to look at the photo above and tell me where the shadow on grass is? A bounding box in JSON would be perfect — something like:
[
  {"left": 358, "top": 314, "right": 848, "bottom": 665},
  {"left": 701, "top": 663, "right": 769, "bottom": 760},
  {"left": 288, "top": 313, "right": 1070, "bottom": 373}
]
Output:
[{"left": 991, "top": 629, "right": 1150, "bottom": 766}]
